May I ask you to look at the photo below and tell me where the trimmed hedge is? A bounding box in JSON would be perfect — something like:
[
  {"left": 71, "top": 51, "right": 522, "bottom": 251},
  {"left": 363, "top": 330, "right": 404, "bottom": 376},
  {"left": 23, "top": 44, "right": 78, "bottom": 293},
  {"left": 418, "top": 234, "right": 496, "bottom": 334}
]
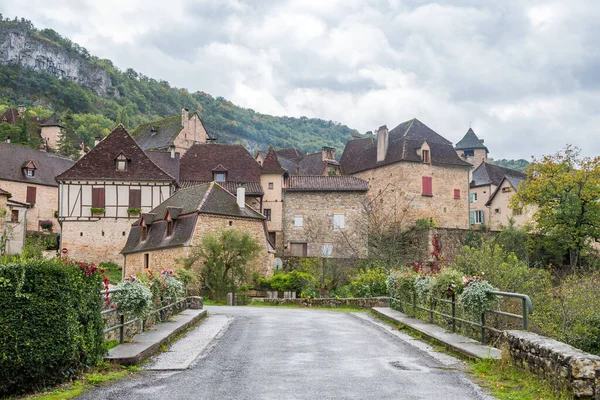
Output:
[{"left": 0, "top": 258, "right": 105, "bottom": 396}]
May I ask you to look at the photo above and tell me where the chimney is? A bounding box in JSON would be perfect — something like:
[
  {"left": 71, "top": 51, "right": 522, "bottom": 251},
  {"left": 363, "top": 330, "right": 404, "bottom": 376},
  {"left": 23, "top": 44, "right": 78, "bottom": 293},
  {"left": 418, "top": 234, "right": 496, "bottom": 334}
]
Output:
[
  {"left": 94, "top": 136, "right": 101, "bottom": 147},
  {"left": 236, "top": 185, "right": 245, "bottom": 209},
  {"left": 169, "top": 144, "right": 176, "bottom": 159},
  {"left": 181, "top": 107, "right": 189, "bottom": 128},
  {"left": 17, "top": 104, "right": 26, "bottom": 115},
  {"left": 376, "top": 125, "right": 389, "bottom": 162},
  {"left": 5, "top": 136, "right": 10, "bottom": 144},
  {"left": 321, "top": 146, "right": 336, "bottom": 162}
]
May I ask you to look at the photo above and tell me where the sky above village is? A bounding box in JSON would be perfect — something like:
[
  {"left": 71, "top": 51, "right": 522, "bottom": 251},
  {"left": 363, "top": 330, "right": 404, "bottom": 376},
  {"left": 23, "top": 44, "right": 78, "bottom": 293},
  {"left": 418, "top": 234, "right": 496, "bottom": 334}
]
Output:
[{"left": 2, "top": 0, "right": 599, "bottom": 160}]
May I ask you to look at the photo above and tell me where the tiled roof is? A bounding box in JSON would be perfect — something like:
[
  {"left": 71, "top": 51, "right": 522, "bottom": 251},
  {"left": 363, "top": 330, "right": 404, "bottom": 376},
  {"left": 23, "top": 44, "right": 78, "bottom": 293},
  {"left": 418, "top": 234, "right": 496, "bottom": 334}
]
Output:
[
  {"left": 0, "top": 108, "right": 19, "bottom": 124},
  {"left": 340, "top": 118, "right": 471, "bottom": 174},
  {"left": 131, "top": 116, "right": 182, "bottom": 151},
  {"left": 179, "top": 143, "right": 262, "bottom": 183},
  {"left": 285, "top": 176, "right": 368, "bottom": 192},
  {"left": 296, "top": 152, "right": 327, "bottom": 175},
  {"left": 39, "top": 113, "right": 63, "bottom": 127},
  {"left": 485, "top": 175, "right": 525, "bottom": 207},
  {"left": 146, "top": 151, "right": 181, "bottom": 183},
  {"left": 455, "top": 128, "right": 488, "bottom": 151},
  {"left": 471, "top": 162, "right": 526, "bottom": 187},
  {"left": 261, "top": 147, "right": 285, "bottom": 173},
  {"left": 276, "top": 148, "right": 304, "bottom": 160},
  {"left": 121, "top": 182, "right": 264, "bottom": 254},
  {"left": 179, "top": 180, "right": 264, "bottom": 196},
  {"left": 56, "top": 126, "right": 176, "bottom": 181},
  {"left": 0, "top": 143, "right": 74, "bottom": 187}
]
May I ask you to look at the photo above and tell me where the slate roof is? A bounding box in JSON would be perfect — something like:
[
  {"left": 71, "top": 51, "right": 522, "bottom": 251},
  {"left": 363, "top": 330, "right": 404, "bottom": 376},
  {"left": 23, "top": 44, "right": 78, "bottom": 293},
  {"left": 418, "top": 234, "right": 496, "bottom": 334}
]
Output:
[
  {"left": 56, "top": 126, "right": 176, "bottom": 182},
  {"left": 285, "top": 176, "right": 368, "bottom": 192},
  {"left": 131, "top": 116, "right": 183, "bottom": 151},
  {"left": 471, "top": 162, "right": 526, "bottom": 188},
  {"left": 179, "top": 181, "right": 264, "bottom": 196},
  {"left": 39, "top": 113, "right": 63, "bottom": 128},
  {"left": 273, "top": 148, "right": 339, "bottom": 176},
  {"left": 340, "top": 118, "right": 471, "bottom": 174},
  {"left": 485, "top": 176, "right": 525, "bottom": 207},
  {"left": 455, "top": 128, "right": 488, "bottom": 151},
  {"left": 179, "top": 143, "right": 262, "bottom": 183},
  {"left": 146, "top": 151, "right": 181, "bottom": 183},
  {"left": 121, "top": 182, "right": 264, "bottom": 254},
  {"left": 0, "top": 142, "right": 74, "bottom": 187},
  {"left": 261, "top": 147, "right": 285, "bottom": 173},
  {"left": 276, "top": 148, "right": 304, "bottom": 160}
]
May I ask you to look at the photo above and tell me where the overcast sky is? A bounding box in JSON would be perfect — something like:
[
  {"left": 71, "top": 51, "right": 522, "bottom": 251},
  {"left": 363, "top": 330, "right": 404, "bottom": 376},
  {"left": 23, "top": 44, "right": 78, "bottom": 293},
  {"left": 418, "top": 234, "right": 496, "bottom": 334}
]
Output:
[{"left": 2, "top": 0, "right": 599, "bottom": 160}]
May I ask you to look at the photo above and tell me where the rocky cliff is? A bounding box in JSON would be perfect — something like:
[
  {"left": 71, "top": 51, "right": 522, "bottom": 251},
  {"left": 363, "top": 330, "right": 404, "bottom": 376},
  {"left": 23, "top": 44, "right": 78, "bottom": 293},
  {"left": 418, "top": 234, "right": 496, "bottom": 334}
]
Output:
[{"left": 0, "top": 27, "right": 113, "bottom": 97}]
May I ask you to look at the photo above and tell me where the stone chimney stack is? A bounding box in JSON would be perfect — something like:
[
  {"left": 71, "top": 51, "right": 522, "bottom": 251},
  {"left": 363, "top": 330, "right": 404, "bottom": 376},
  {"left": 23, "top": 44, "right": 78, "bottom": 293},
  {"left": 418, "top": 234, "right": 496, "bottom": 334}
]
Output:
[
  {"left": 321, "top": 146, "right": 336, "bottom": 162},
  {"left": 5, "top": 136, "right": 10, "bottom": 144},
  {"left": 94, "top": 136, "right": 101, "bottom": 147},
  {"left": 181, "top": 107, "right": 189, "bottom": 128},
  {"left": 376, "top": 125, "right": 389, "bottom": 163},
  {"left": 169, "top": 144, "right": 176, "bottom": 159},
  {"left": 236, "top": 185, "right": 245, "bottom": 210},
  {"left": 17, "top": 104, "right": 26, "bottom": 115}
]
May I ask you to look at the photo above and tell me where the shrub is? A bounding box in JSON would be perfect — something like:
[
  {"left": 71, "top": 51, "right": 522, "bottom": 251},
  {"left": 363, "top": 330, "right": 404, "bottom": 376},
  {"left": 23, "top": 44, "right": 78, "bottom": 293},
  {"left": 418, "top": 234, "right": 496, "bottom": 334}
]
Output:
[
  {"left": 160, "top": 270, "right": 184, "bottom": 302},
  {"left": 263, "top": 270, "right": 316, "bottom": 293},
  {"left": 459, "top": 277, "right": 498, "bottom": 319},
  {"left": 348, "top": 267, "right": 387, "bottom": 297},
  {"left": 386, "top": 269, "right": 418, "bottom": 300},
  {"left": 414, "top": 275, "right": 436, "bottom": 304},
  {"left": 433, "top": 268, "right": 464, "bottom": 298},
  {"left": 38, "top": 220, "right": 54, "bottom": 231},
  {"left": 0, "top": 258, "right": 105, "bottom": 396},
  {"left": 111, "top": 278, "right": 153, "bottom": 318}
]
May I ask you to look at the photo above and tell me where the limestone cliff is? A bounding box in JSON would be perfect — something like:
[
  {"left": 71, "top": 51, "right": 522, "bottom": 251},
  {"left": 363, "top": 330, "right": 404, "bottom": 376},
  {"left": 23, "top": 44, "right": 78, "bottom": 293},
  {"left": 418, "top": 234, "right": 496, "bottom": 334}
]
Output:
[{"left": 0, "top": 27, "right": 113, "bottom": 97}]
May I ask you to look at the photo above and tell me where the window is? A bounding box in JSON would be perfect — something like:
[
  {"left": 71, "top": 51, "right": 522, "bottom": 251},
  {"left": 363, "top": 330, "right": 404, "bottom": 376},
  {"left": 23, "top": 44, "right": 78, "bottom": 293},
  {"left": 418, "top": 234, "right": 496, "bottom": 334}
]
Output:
[
  {"left": 333, "top": 213, "right": 345, "bottom": 230},
  {"left": 264, "top": 208, "right": 271, "bottom": 221},
  {"left": 129, "top": 188, "right": 141, "bottom": 208},
  {"left": 92, "top": 187, "right": 105, "bottom": 208},
  {"left": 454, "top": 189, "right": 461, "bottom": 199},
  {"left": 290, "top": 242, "right": 307, "bottom": 257},
  {"left": 494, "top": 208, "right": 501, "bottom": 215},
  {"left": 11, "top": 209, "right": 19, "bottom": 223},
  {"left": 294, "top": 215, "right": 303, "bottom": 228},
  {"left": 422, "top": 149, "right": 430, "bottom": 163},
  {"left": 26, "top": 186, "right": 36, "bottom": 204},
  {"left": 214, "top": 172, "right": 226, "bottom": 182},
  {"left": 513, "top": 208, "right": 523, "bottom": 216},
  {"left": 470, "top": 210, "right": 484, "bottom": 225},
  {"left": 166, "top": 220, "right": 173, "bottom": 237},
  {"left": 502, "top": 187, "right": 512, "bottom": 193},
  {"left": 322, "top": 243, "right": 333, "bottom": 257},
  {"left": 141, "top": 225, "right": 147, "bottom": 241},
  {"left": 26, "top": 168, "right": 35, "bottom": 177},
  {"left": 116, "top": 153, "right": 127, "bottom": 172},
  {"left": 470, "top": 192, "right": 478, "bottom": 203},
  {"left": 144, "top": 253, "right": 150, "bottom": 269},
  {"left": 268, "top": 182, "right": 274, "bottom": 190},
  {"left": 422, "top": 176, "right": 433, "bottom": 196}
]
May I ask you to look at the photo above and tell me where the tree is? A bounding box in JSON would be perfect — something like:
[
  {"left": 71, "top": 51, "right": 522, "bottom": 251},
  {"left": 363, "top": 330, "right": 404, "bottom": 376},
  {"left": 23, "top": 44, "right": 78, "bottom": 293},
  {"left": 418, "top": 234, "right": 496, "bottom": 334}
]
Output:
[
  {"left": 511, "top": 145, "right": 600, "bottom": 269},
  {"left": 181, "top": 230, "right": 261, "bottom": 300},
  {"left": 57, "top": 111, "right": 82, "bottom": 159}
]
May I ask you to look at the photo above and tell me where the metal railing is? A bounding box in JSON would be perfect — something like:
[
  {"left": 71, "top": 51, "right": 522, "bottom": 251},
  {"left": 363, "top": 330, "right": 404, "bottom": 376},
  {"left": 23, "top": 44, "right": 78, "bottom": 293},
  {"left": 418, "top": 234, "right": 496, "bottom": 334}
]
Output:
[
  {"left": 101, "top": 288, "right": 187, "bottom": 344},
  {"left": 390, "top": 289, "right": 533, "bottom": 344}
]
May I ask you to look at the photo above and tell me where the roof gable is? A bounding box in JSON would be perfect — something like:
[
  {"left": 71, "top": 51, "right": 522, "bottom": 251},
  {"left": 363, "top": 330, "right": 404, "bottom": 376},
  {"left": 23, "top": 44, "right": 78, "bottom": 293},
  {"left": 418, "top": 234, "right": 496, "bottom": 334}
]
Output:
[
  {"left": 472, "top": 162, "right": 526, "bottom": 187},
  {"left": 179, "top": 143, "right": 261, "bottom": 183},
  {"left": 56, "top": 126, "right": 176, "bottom": 181},
  {"left": 485, "top": 175, "right": 525, "bottom": 206},
  {"left": 261, "top": 147, "right": 285, "bottom": 173}
]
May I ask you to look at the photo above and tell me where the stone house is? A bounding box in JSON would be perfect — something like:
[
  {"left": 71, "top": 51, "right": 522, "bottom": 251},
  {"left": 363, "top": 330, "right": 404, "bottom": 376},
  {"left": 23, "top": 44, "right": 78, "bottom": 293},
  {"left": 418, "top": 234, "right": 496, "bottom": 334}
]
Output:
[
  {"left": 56, "top": 126, "right": 177, "bottom": 265},
  {"left": 259, "top": 147, "right": 286, "bottom": 251},
  {"left": 340, "top": 119, "right": 472, "bottom": 230},
  {"left": 0, "top": 106, "right": 63, "bottom": 151},
  {"left": 270, "top": 147, "right": 342, "bottom": 176},
  {"left": 485, "top": 175, "right": 534, "bottom": 231},
  {"left": 131, "top": 108, "right": 210, "bottom": 155},
  {"left": 0, "top": 141, "right": 73, "bottom": 232},
  {"left": 121, "top": 182, "right": 274, "bottom": 277},
  {"left": 469, "top": 162, "right": 526, "bottom": 229},
  {"left": 0, "top": 188, "right": 30, "bottom": 255},
  {"left": 455, "top": 128, "right": 489, "bottom": 169},
  {"left": 283, "top": 176, "right": 368, "bottom": 258},
  {"left": 179, "top": 143, "right": 264, "bottom": 211}
]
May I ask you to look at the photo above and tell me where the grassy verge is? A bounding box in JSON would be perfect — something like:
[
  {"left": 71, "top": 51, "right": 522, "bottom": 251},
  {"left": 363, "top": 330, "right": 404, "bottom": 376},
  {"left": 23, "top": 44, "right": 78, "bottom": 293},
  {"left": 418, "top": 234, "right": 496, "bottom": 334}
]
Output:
[
  {"left": 22, "top": 363, "right": 139, "bottom": 400},
  {"left": 203, "top": 299, "right": 226, "bottom": 306},
  {"left": 370, "top": 310, "right": 569, "bottom": 400},
  {"left": 99, "top": 262, "right": 122, "bottom": 285},
  {"left": 247, "top": 300, "right": 368, "bottom": 312}
]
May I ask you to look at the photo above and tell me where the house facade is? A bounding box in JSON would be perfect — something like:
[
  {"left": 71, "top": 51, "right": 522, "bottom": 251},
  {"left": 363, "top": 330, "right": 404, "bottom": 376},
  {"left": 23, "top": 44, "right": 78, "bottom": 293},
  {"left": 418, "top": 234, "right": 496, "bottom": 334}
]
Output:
[
  {"left": 283, "top": 176, "right": 368, "bottom": 258},
  {"left": 121, "top": 182, "right": 273, "bottom": 277},
  {"left": 259, "top": 147, "right": 286, "bottom": 251},
  {"left": 56, "top": 126, "right": 177, "bottom": 265},
  {"left": 485, "top": 176, "right": 534, "bottom": 231},
  {"left": 340, "top": 119, "right": 471, "bottom": 230},
  {"left": 0, "top": 141, "right": 74, "bottom": 232}
]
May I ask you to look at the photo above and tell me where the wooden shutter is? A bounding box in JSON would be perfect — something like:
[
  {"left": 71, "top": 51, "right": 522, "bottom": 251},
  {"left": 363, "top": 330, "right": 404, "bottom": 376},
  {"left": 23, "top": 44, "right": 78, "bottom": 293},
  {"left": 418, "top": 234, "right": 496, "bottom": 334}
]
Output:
[
  {"left": 129, "top": 189, "right": 141, "bottom": 208},
  {"left": 454, "top": 189, "right": 461, "bottom": 199},
  {"left": 422, "top": 177, "right": 432, "bottom": 196},
  {"left": 470, "top": 211, "right": 475, "bottom": 225},
  {"left": 26, "top": 186, "right": 37, "bottom": 204},
  {"left": 92, "top": 187, "right": 105, "bottom": 208}
]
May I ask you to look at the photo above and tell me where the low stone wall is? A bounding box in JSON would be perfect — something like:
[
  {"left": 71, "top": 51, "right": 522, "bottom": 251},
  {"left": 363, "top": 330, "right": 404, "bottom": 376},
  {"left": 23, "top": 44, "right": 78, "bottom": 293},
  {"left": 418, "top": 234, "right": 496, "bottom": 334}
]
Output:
[
  {"left": 504, "top": 330, "right": 600, "bottom": 399},
  {"left": 253, "top": 297, "right": 389, "bottom": 309}
]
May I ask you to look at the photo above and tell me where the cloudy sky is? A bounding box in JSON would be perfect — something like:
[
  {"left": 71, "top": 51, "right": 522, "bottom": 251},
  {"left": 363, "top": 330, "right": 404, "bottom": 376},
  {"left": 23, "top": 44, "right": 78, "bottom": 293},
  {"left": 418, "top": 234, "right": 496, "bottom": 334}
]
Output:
[{"left": 2, "top": 0, "right": 599, "bottom": 159}]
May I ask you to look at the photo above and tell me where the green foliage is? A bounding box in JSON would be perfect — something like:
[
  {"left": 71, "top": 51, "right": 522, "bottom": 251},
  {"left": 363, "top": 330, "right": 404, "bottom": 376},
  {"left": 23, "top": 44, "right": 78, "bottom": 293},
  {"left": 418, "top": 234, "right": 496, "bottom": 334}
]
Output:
[
  {"left": 432, "top": 268, "right": 464, "bottom": 298},
  {"left": 98, "top": 262, "right": 121, "bottom": 285},
  {"left": 110, "top": 279, "right": 152, "bottom": 318},
  {"left": 23, "top": 232, "right": 58, "bottom": 257},
  {"left": 414, "top": 275, "right": 436, "bottom": 304},
  {"left": 0, "top": 258, "right": 105, "bottom": 396},
  {"left": 90, "top": 207, "right": 105, "bottom": 215},
  {"left": 386, "top": 269, "right": 418, "bottom": 300},
  {"left": 255, "top": 270, "right": 316, "bottom": 293},
  {"left": 57, "top": 111, "right": 82, "bottom": 159},
  {"left": 488, "top": 158, "right": 530, "bottom": 172},
  {"left": 458, "top": 278, "right": 498, "bottom": 318},
  {"left": 126, "top": 208, "right": 141, "bottom": 215},
  {"left": 347, "top": 267, "right": 388, "bottom": 298}
]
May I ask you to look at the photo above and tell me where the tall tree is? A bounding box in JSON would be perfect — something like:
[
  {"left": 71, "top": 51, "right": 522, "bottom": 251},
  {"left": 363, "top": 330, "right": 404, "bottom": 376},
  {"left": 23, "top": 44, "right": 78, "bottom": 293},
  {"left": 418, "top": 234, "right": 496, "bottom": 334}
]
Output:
[
  {"left": 511, "top": 145, "right": 600, "bottom": 269},
  {"left": 57, "top": 111, "right": 82, "bottom": 159}
]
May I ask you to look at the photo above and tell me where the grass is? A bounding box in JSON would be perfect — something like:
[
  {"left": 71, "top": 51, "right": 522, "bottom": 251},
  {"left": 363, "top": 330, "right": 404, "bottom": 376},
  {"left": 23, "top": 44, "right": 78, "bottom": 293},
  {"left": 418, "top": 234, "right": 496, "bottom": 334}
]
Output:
[
  {"left": 247, "top": 300, "right": 368, "bottom": 312},
  {"left": 203, "top": 299, "right": 226, "bottom": 306},
  {"left": 99, "top": 262, "right": 122, "bottom": 285}
]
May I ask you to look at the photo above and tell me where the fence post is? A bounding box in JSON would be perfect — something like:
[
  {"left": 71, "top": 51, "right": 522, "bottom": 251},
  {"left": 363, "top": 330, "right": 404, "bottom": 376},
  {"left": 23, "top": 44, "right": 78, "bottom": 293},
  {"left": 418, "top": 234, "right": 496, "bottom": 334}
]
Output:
[
  {"left": 429, "top": 299, "right": 434, "bottom": 324},
  {"left": 451, "top": 293, "right": 456, "bottom": 333},
  {"left": 413, "top": 292, "right": 416, "bottom": 316},
  {"left": 119, "top": 314, "right": 124, "bottom": 344},
  {"left": 522, "top": 297, "right": 528, "bottom": 330},
  {"left": 481, "top": 312, "right": 486, "bottom": 343}
]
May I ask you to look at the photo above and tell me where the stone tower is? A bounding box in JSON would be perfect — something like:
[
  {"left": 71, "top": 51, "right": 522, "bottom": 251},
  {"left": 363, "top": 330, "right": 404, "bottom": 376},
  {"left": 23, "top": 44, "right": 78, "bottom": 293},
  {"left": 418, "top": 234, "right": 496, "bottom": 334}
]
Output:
[{"left": 455, "top": 128, "right": 488, "bottom": 168}]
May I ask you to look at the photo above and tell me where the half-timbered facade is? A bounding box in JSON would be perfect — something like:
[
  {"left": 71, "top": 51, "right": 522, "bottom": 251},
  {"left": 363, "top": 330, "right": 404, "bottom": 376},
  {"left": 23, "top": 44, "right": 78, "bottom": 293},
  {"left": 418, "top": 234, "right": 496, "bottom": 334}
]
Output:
[{"left": 56, "top": 126, "right": 176, "bottom": 265}]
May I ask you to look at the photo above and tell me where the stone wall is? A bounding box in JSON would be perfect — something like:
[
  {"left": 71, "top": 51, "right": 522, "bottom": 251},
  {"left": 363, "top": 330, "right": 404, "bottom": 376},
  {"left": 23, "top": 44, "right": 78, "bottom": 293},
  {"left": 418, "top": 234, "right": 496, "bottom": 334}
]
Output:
[
  {"left": 0, "top": 179, "right": 58, "bottom": 232},
  {"left": 125, "top": 246, "right": 190, "bottom": 276},
  {"left": 283, "top": 191, "right": 368, "bottom": 258},
  {"left": 173, "top": 112, "right": 209, "bottom": 155},
  {"left": 253, "top": 297, "right": 390, "bottom": 309},
  {"left": 41, "top": 125, "right": 61, "bottom": 150},
  {"left": 503, "top": 330, "right": 600, "bottom": 399}
]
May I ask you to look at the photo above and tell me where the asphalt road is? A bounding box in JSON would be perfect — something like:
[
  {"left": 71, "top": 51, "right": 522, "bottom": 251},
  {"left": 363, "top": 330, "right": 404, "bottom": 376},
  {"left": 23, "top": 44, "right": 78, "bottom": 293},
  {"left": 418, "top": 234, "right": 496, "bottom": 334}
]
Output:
[{"left": 78, "top": 306, "right": 491, "bottom": 400}]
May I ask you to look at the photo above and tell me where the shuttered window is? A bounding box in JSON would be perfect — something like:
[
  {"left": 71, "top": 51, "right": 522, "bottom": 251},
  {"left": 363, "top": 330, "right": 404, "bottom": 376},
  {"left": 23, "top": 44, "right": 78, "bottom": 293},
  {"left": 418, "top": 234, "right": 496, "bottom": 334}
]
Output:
[
  {"left": 92, "top": 187, "right": 105, "bottom": 208},
  {"left": 422, "top": 177, "right": 433, "bottom": 196},
  {"left": 454, "top": 189, "right": 461, "bottom": 199},
  {"left": 26, "top": 186, "right": 37, "bottom": 204},
  {"left": 290, "top": 243, "right": 308, "bottom": 257},
  {"left": 129, "top": 189, "right": 141, "bottom": 208}
]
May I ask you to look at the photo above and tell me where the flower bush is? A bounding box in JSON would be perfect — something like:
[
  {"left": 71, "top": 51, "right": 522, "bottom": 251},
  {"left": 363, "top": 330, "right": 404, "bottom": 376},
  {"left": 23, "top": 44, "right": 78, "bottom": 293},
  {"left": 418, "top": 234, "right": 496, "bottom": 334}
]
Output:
[
  {"left": 386, "top": 269, "right": 417, "bottom": 299},
  {"left": 433, "top": 268, "right": 464, "bottom": 298},
  {"left": 160, "top": 269, "right": 184, "bottom": 302},
  {"left": 111, "top": 277, "right": 153, "bottom": 318},
  {"left": 415, "top": 275, "right": 436, "bottom": 304},
  {"left": 458, "top": 277, "right": 498, "bottom": 318}
]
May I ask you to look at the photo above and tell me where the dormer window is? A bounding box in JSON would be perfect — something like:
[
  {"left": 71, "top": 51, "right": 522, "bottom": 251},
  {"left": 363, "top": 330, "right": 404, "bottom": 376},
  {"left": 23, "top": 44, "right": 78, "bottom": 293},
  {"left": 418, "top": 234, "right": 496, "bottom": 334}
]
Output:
[
  {"left": 22, "top": 161, "right": 37, "bottom": 177},
  {"left": 214, "top": 172, "right": 226, "bottom": 182},
  {"left": 166, "top": 220, "right": 173, "bottom": 237},
  {"left": 422, "top": 150, "right": 430, "bottom": 163},
  {"left": 141, "top": 222, "right": 148, "bottom": 241},
  {"left": 115, "top": 153, "right": 128, "bottom": 172},
  {"left": 26, "top": 168, "right": 34, "bottom": 177}
]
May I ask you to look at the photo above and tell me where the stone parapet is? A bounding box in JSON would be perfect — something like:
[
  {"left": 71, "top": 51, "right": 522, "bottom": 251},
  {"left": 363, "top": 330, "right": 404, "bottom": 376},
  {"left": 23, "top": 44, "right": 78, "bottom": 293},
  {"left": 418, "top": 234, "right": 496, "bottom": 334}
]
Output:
[{"left": 253, "top": 297, "right": 389, "bottom": 309}]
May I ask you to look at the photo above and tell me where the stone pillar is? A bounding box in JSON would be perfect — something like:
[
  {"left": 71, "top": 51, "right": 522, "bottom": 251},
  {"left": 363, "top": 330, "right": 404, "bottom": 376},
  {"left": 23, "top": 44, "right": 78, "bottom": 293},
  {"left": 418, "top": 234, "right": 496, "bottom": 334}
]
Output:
[
  {"left": 227, "top": 292, "right": 237, "bottom": 306},
  {"left": 188, "top": 296, "right": 204, "bottom": 309}
]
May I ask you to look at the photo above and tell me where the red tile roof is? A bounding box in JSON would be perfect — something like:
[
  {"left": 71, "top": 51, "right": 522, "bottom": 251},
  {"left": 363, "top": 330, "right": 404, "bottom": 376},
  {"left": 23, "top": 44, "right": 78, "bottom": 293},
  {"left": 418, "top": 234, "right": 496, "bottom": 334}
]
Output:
[
  {"left": 179, "top": 143, "right": 261, "bottom": 183},
  {"left": 285, "top": 176, "right": 368, "bottom": 192},
  {"left": 261, "top": 147, "right": 285, "bottom": 173}
]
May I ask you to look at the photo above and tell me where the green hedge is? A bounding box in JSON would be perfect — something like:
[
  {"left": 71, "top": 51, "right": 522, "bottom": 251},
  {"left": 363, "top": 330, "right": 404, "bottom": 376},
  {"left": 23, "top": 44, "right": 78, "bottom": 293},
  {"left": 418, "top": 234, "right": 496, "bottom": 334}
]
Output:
[{"left": 0, "top": 258, "right": 105, "bottom": 396}]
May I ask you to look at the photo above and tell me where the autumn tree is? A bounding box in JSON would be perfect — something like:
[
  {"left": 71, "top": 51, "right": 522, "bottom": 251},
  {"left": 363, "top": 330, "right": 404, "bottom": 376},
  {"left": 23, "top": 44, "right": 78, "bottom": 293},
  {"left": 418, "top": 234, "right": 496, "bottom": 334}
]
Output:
[{"left": 511, "top": 145, "right": 600, "bottom": 269}]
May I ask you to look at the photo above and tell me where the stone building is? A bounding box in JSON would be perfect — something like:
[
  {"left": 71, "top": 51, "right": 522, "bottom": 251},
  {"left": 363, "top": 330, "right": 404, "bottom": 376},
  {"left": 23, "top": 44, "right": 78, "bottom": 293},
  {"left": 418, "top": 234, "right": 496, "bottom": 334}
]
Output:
[
  {"left": 340, "top": 119, "right": 472, "bottom": 230},
  {"left": 485, "top": 175, "right": 534, "bottom": 231},
  {"left": 121, "top": 182, "right": 274, "bottom": 277},
  {"left": 131, "top": 108, "right": 210, "bottom": 155},
  {"left": 469, "top": 162, "right": 526, "bottom": 228},
  {"left": 455, "top": 128, "right": 489, "bottom": 168},
  {"left": 283, "top": 176, "right": 368, "bottom": 258},
  {"left": 179, "top": 143, "right": 264, "bottom": 211},
  {"left": 259, "top": 147, "right": 286, "bottom": 251},
  {"left": 0, "top": 188, "right": 30, "bottom": 255},
  {"left": 0, "top": 142, "right": 73, "bottom": 232},
  {"left": 56, "top": 126, "right": 177, "bottom": 265},
  {"left": 0, "top": 107, "right": 63, "bottom": 151},
  {"left": 269, "top": 147, "right": 342, "bottom": 176}
]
